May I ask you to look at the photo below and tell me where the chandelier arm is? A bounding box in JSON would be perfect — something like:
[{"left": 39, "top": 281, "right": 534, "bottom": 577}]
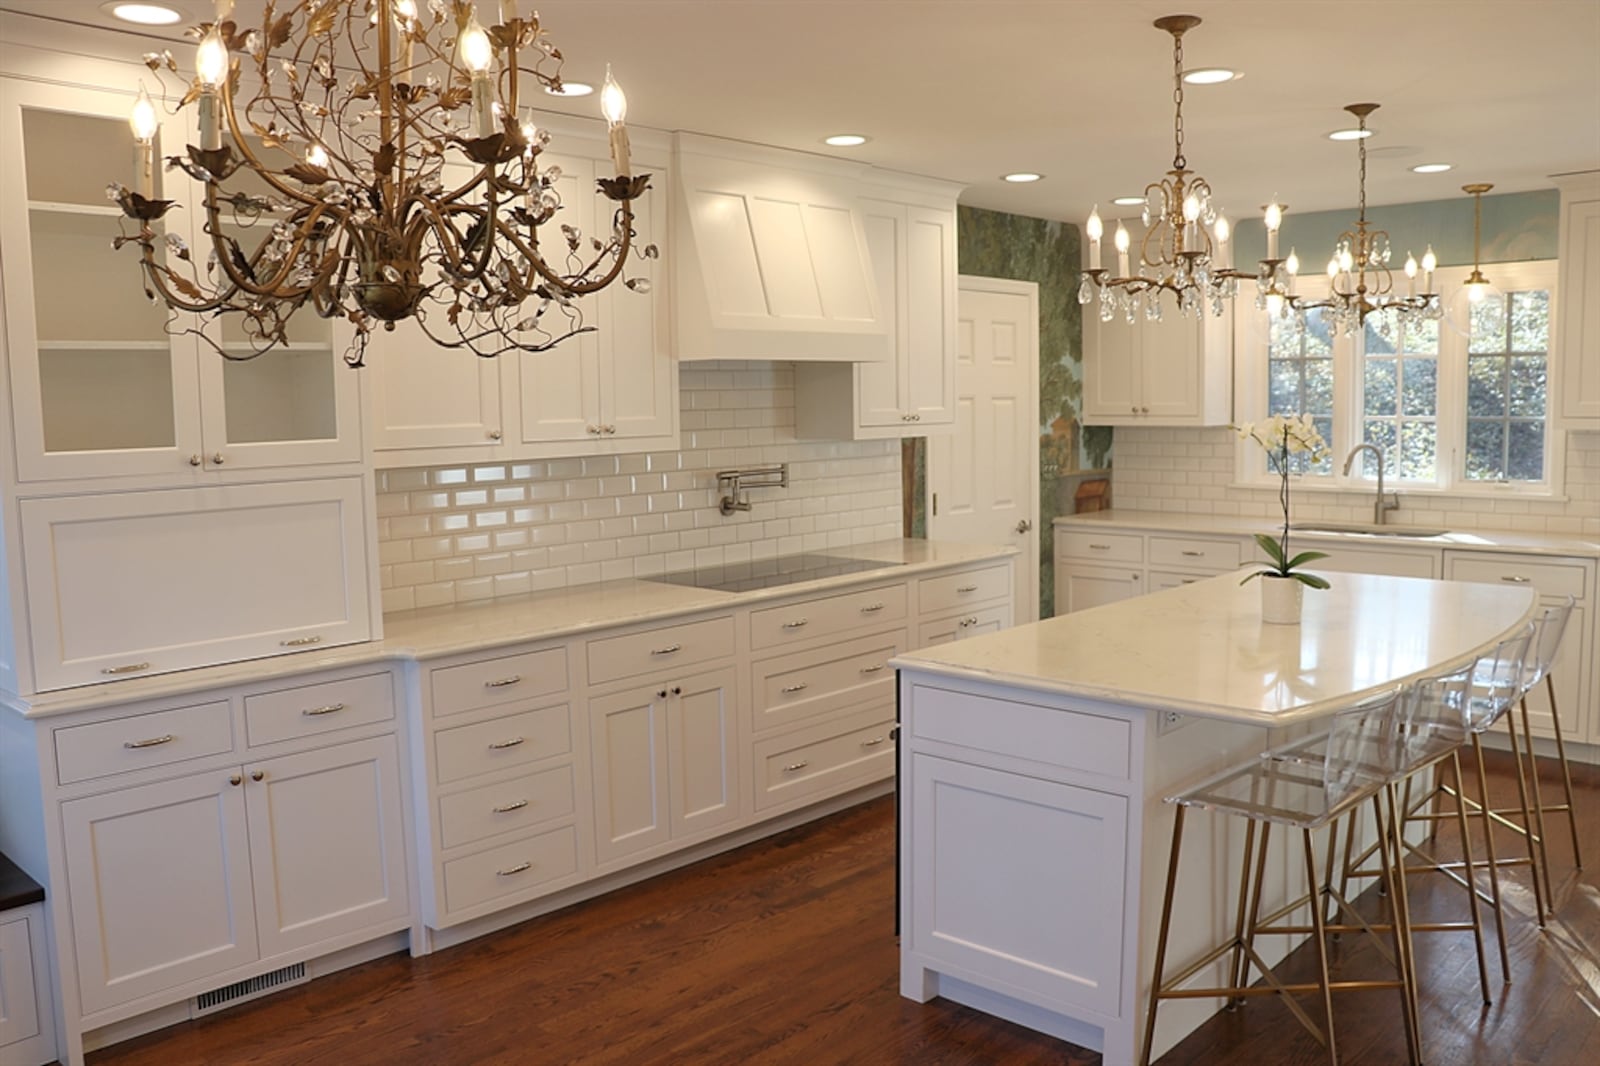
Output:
[
  {"left": 133, "top": 241, "right": 235, "bottom": 314},
  {"left": 221, "top": 82, "right": 324, "bottom": 212},
  {"left": 198, "top": 189, "right": 341, "bottom": 300},
  {"left": 491, "top": 202, "right": 636, "bottom": 297}
]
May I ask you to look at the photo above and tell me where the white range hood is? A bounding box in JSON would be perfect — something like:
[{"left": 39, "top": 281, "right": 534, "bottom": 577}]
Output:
[{"left": 672, "top": 133, "right": 889, "bottom": 363}]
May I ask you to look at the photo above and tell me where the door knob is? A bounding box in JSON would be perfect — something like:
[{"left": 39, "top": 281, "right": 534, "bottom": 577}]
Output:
[{"left": 1015, "top": 519, "right": 1032, "bottom": 534}]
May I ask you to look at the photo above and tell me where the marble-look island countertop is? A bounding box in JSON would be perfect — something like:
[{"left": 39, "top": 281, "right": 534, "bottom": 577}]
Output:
[{"left": 893, "top": 571, "right": 1538, "bottom": 725}]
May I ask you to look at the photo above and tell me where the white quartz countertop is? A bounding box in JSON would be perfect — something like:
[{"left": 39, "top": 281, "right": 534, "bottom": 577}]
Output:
[
  {"left": 7, "top": 539, "right": 1015, "bottom": 718},
  {"left": 893, "top": 572, "right": 1538, "bottom": 725},
  {"left": 1054, "top": 509, "right": 1600, "bottom": 558}
]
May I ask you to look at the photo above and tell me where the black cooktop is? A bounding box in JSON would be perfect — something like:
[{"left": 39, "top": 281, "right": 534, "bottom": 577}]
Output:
[{"left": 648, "top": 553, "right": 901, "bottom": 593}]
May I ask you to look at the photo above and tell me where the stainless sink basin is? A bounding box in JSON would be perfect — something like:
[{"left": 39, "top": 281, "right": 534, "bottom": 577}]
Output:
[{"left": 1291, "top": 523, "right": 1450, "bottom": 538}]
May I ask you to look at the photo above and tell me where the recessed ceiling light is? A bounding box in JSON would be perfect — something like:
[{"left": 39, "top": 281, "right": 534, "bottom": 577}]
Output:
[
  {"left": 1001, "top": 172, "right": 1043, "bottom": 183},
  {"left": 1411, "top": 162, "right": 1454, "bottom": 174},
  {"left": 104, "top": 1, "right": 184, "bottom": 23},
  {"left": 1181, "top": 67, "right": 1241, "bottom": 85},
  {"left": 1328, "top": 127, "right": 1375, "bottom": 141},
  {"left": 823, "top": 134, "right": 869, "bottom": 147},
  {"left": 545, "top": 81, "right": 594, "bottom": 98},
  {"left": 1111, "top": 196, "right": 1146, "bottom": 206}
]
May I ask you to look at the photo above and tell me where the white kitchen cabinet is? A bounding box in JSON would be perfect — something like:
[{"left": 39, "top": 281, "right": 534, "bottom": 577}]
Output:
[
  {"left": 1081, "top": 300, "right": 1232, "bottom": 427},
  {"left": 793, "top": 185, "right": 961, "bottom": 439},
  {"left": 1554, "top": 171, "right": 1600, "bottom": 425},
  {"left": 1056, "top": 564, "right": 1144, "bottom": 614},
  {"left": 0, "top": 901, "right": 55, "bottom": 1066},
  {"left": 0, "top": 79, "right": 360, "bottom": 484},
  {"left": 589, "top": 665, "right": 739, "bottom": 867}
]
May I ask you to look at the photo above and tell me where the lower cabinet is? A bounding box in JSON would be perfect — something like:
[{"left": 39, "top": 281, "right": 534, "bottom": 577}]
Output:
[
  {"left": 1055, "top": 564, "right": 1144, "bottom": 614},
  {"left": 0, "top": 902, "right": 55, "bottom": 1066},
  {"left": 60, "top": 734, "right": 408, "bottom": 1015},
  {"left": 589, "top": 665, "right": 739, "bottom": 866}
]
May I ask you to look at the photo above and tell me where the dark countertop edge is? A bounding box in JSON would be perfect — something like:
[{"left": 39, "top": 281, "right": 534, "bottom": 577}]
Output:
[{"left": 0, "top": 851, "right": 45, "bottom": 911}]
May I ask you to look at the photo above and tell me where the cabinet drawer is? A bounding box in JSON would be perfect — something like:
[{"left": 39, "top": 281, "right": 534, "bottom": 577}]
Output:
[
  {"left": 915, "top": 603, "right": 1013, "bottom": 648},
  {"left": 439, "top": 764, "right": 576, "bottom": 851},
  {"left": 1445, "top": 553, "right": 1589, "bottom": 601},
  {"left": 749, "top": 584, "right": 907, "bottom": 651},
  {"left": 753, "top": 711, "right": 896, "bottom": 811},
  {"left": 907, "top": 681, "right": 1133, "bottom": 783},
  {"left": 587, "top": 616, "right": 735, "bottom": 686},
  {"left": 751, "top": 630, "right": 904, "bottom": 733},
  {"left": 1149, "top": 536, "right": 1241, "bottom": 571},
  {"left": 434, "top": 705, "right": 572, "bottom": 784},
  {"left": 1056, "top": 531, "right": 1143, "bottom": 565},
  {"left": 1149, "top": 570, "right": 1209, "bottom": 593},
  {"left": 55, "top": 700, "right": 234, "bottom": 785},
  {"left": 441, "top": 824, "right": 580, "bottom": 915},
  {"left": 244, "top": 672, "right": 394, "bottom": 747},
  {"left": 917, "top": 565, "right": 1011, "bottom": 616},
  {"left": 431, "top": 646, "right": 569, "bottom": 718}
]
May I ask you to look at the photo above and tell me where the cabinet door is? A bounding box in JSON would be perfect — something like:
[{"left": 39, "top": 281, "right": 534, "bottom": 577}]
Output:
[
  {"left": 667, "top": 666, "right": 739, "bottom": 839},
  {"left": 62, "top": 770, "right": 257, "bottom": 1015},
  {"left": 1081, "top": 311, "right": 1140, "bottom": 424},
  {"left": 0, "top": 78, "right": 203, "bottom": 481},
  {"left": 855, "top": 203, "right": 907, "bottom": 427},
  {"left": 1137, "top": 311, "right": 1203, "bottom": 420},
  {"left": 589, "top": 683, "right": 670, "bottom": 864},
  {"left": 600, "top": 165, "right": 677, "bottom": 444},
  {"left": 244, "top": 735, "right": 410, "bottom": 958},
  {"left": 903, "top": 204, "right": 957, "bottom": 427},
  {"left": 366, "top": 317, "right": 506, "bottom": 457},
  {"left": 1558, "top": 194, "right": 1600, "bottom": 423},
  {"left": 916, "top": 604, "right": 1011, "bottom": 647},
  {"left": 1057, "top": 563, "right": 1143, "bottom": 613}
]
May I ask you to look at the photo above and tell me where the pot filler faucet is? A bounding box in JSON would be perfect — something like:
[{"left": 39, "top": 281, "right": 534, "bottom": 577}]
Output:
[{"left": 1342, "top": 444, "right": 1401, "bottom": 525}]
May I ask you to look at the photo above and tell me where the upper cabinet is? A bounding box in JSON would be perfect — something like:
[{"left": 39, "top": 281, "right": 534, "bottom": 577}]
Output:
[
  {"left": 0, "top": 79, "right": 361, "bottom": 485},
  {"left": 794, "top": 180, "right": 962, "bottom": 440},
  {"left": 1081, "top": 299, "right": 1233, "bottom": 427},
  {"left": 672, "top": 133, "right": 889, "bottom": 363},
  {"left": 1554, "top": 171, "right": 1600, "bottom": 426}
]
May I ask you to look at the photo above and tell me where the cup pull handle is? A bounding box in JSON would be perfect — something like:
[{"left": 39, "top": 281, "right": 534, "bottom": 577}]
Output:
[
  {"left": 485, "top": 675, "right": 523, "bottom": 688},
  {"left": 860, "top": 664, "right": 885, "bottom": 674},
  {"left": 488, "top": 736, "right": 526, "bottom": 750},
  {"left": 124, "top": 734, "right": 175, "bottom": 749},
  {"left": 496, "top": 861, "right": 532, "bottom": 877},
  {"left": 301, "top": 703, "right": 346, "bottom": 717},
  {"left": 782, "top": 619, "right": 809, "bottom": 629},
  {"left": 651, "top": 644, "right": 682, "bottom": 655},
  {"left": 783, "top": 761, "right": 809, "bottom": 773},
  {"left": 781, "top": 683, "right": 809, "bottom": 694},
  {"left": 956, "top": 585, "right": 979, "bottom": 593},
  {"left": 493, "top": 799, "right": 530, "bottom": 814},
  {"left": 861, "top": 736, "right": 887, "bottom": 748},
  {"left": 859, "top": 603, "right": 885, "bottom": 613}
]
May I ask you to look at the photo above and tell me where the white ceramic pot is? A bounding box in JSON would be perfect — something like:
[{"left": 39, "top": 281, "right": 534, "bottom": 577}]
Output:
[{"left": 1260, "top": 575, "right": 1304, "bottom": 625}]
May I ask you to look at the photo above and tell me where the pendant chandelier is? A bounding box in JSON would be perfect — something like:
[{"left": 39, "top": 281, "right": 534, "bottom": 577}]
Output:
[
  {"left": 1264, "top": 103, "right": 1441, "bottom": 339},
  {"left": 1078, "top": 14, "right": 1253, "bottom": 323},
  {"left": 111, "top": 0, "right": 653, "bottom": 367}
]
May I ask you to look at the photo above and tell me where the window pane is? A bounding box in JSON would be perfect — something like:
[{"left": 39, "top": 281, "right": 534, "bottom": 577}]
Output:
[
  {"left": 1400, "top": 421, "right": 1437, "bottom": 481},
  {"left": 1507, "top": 421, "right": 1545, "bottom": 482},
  {"left": 1364, "top": 421, "right": 1397, "bottom": 477},
  {"left": 1467, "top": 356, "right": 1507, "bottom": 417},
  {"left": 1365, "top": 358, "right": 1398, "bottom": 416},
  {"left": 1305, "top": 358, "right": 1334, "bottom": 413},
  {"left": 1510, "top": 291, "right": 1549, "bottom": 352},
  {"left": 1468, "top": 294, "right": 1507, "bottom": 354},
  {"left": 1303, "top": 311, "right": 1333, "bottom": 356},
  {"left": 1310, "top": 417, "right": 1333, "bottom": 474},
  {"left": 1406, "top": 317, "right": 1439, "bottom": 356},
  {"left": 1401, "top": 357, "right": 1437, "bottom": 416},
  {"left": 1465, "top": 420, "right": 1506, "bottom": 480},
  {"left": 1269, "top": 359, "right": 1301, "bottom": 413},
  {"left": 1508, "top": 355, "right": 1547, "bottom": 417},
  {"left": 1364, "top": 312, "right": 1399, "bottom": 356}
]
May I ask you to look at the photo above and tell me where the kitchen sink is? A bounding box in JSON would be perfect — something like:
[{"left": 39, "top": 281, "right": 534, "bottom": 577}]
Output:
[{"left": 1291, "top": 523, "right": 1450, "bottom": 538}]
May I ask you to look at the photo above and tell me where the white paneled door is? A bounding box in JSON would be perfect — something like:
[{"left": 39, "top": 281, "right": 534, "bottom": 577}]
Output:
[{"left": 928, "top": 277, "right": 1040, "bottom": 622}]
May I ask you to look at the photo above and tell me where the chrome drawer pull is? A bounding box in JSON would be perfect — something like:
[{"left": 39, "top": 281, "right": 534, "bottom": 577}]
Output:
[
  {"left": 651, "top": 643, "right": 682, "bottom": 655},
  {"left": 956, "top": 585, "right": 979, "bottom": 593},
  {"left": 496, "top": 861, "right": 532, "bottom": 876},
  {"left": 782, "top": 619, "right": 809, "bottom": 629},
  {"left": 488, "top": 736, "right": 526, "bottom": 750},
  {"left": 1500, "top": 575, "right": 1532, "bottom": 584},
  {"left": 860, "top": 664, "right": 886, "bottom": 674},
  {"left": 102, "top": 662, "right": 151, "bottom": 675},
  {"left": 302, "top": 703, "right": 346, "bottom": 717},
  {"left": 859, "top": 603, "right": 886, "bottom": 613},
  {"left": 484, "top": 675, "right": 523, "bottom": 688},
  {"left": 124, "top": 734, "right": 174, "bottom": 749},
  {"left": 782, "top": 761, "right": 809, "bottom": 773},
  {"left": 1088, "top": 543, "right": 1112, "bottom": 550},
  {"left": 280, "top": 635, "right": 322, "bottom": 647},
  {"left": 1180, "top": 550, "right": 1205, "bottom": 557},
  {"left": 861, "top": 736, "right": 886, "bottom": 747},
  {"left": 781, "top": 683, "right": 809, "bottom": 694},
  {"left": 492, "top": 799, "right": 530, "bottom": 814}
]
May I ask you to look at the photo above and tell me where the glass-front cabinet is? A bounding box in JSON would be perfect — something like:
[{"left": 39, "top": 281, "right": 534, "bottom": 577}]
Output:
[{"left": 0, "top": 79, "right": 359, "bottom": 483}]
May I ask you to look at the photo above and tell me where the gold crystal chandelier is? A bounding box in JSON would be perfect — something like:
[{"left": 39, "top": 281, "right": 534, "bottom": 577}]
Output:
[
  {"left": 1078, "top": 14, "right": 1254, "bottom": 322},
  {"left": 1264, "top": 103, "right": 1441, "bottom": 338},
  {"left": 112, "top": 0, "right": 653, "bottom": 367}
]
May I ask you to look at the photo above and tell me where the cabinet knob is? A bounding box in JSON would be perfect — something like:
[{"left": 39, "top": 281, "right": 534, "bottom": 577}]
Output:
[
  {"left": 229, "top": 774, "right": 242, "bottom": 786},
  {"left": 671, "top": 685, "right": 682, "bottom": 696},
  {"left": 1141, "top": 406, "right": 1150, "bottom": 414},
  {"left": 488, "top": 429, "right": 503, "bottom": 441},
  {"left": 189, "top": 454, "right": 203, "bottom": 466},
  {"left": 587, "top": 425, "right": 602, "bottom": 435},
  {"left": 658, "top": 689, "right": 669, "bottom": 699},
  {"left": 911, "top": 413, "right": 921, "bottom": 422},
  {"left": 602, "top": 424, "right": 616, "bottom": 435},
  {"left": 250, "top": 770, "right": 265, "bottom": 782},
  {"left": 1131, "top": 406, "right": 1139, "bottom": 415},
  {"left": 211, "top": 452, "right": 225, "bottom": 465}
]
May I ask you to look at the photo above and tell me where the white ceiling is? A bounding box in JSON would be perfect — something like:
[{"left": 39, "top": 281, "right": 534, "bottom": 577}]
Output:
[{"left": 5, "top": 0, "right": 1598, "bottom": 224}]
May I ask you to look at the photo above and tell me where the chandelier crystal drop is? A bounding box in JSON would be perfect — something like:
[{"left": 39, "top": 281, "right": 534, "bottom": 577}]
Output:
[
  {"left": 1078, "top": 15, "right": 1253, "bottom": 320},
  {"left": 109, "top": 0, "right": 654, "bottom": 367}
]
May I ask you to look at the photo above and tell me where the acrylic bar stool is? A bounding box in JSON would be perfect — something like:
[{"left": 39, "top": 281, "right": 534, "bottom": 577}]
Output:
[
  {"left": 1512, "top": 597, "right": 1581, "bottom": 912},
  {"left": 1141, "top": 688, "right": 1418, "bottom": 1066}
]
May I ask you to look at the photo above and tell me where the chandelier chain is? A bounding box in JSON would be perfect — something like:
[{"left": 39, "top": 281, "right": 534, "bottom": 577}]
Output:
[
  {"left": 1357, "top": 112, "right": 1368, "bottom": 220},
  {"left": 1171, "top": 28, "right": 1185, "bottom": 170}
]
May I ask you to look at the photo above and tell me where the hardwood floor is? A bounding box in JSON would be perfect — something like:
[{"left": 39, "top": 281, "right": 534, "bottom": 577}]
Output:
[{"left": 88, "top": 750, "right": 1596, "bottom": 1066}]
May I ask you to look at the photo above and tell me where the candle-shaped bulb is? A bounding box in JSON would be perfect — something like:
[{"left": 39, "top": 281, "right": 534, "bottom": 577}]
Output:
[
  {"left": 459, "top": 13, "right": 494, "bottom": 74},
  {"left": 394, "top": 0, "right": 417, "bottom": 22},
  {"left": 1285, "top": 248, "right": 1299, "bottom": 277},
  {"left": 1263, "top": 202, "right": 1282, "bottom": 234},
  {"left": 600, "top": 65, "right": 627, "bottom": 127},
  {"left": 1212, "top": 212, "right": 1230, "bottom": 245},
  {"left": 1114, "top": 221, "right": 1131, "bottom": 254},
  {"left": 1326, "top": 256, "right": 1340, "bottom": 280},
  {"left": 306, "top": 143, "right": 330, "bottom": 169},
  {"left": 1182, "top": 193, "right": 1201, "bottom": 223},
  {"left": 1404, "top": 253, "right": 1418, "bottom": 279},
  {"left": 129, "top": 84, "right": 158, "bottom": 144},
  {"left": 1085, "top": 205, "right": 1103, "bottom": 243},
  {"left": 1421, "top": 246, "right": 1437, "bottom": 274},
  {"left": 499, "top": 0, "right": 518, "bottom": 23},
  {"left": 1339, "top": 247, "right": 1354, "bottom": 273},
  {"left": 1265, "top": 292, "right": 1284, "bottom": 318},
  {"left": 196, "top": 25, "right": 228, "bottom": 88}
]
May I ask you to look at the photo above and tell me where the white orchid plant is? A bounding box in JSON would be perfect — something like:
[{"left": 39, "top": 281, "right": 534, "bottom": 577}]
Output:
[{"left": 1236, "top": 414, "right": 1333, "bottom": 590}]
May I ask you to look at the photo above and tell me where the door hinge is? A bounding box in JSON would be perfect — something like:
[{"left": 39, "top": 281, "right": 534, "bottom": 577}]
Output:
[{"left": 932, "top": 492, "right": 938, "bottom": 516}]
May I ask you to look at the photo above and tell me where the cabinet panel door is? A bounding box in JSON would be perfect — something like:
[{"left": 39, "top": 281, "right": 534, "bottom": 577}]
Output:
[
  {"left": 245, "top": 735, "right": 409, "bottom": 958},
  {"left": 1138, "top": 312, "right": 1202, "bottom": 420},
  {"left": 1558, "top": 197, "right": 1600, "bottom": 422},
  {"left": 904, "top": 204, "right": 957, "bottom": 426},
  {"left": 1057, "top": 563, "right": 1143, "bottom": 614},
  {"left": 365, "top": 317, "right": 504, "bottom": 454},
  {"left": 198, "top": 342, "right": 364, "bottom": 468},
  {"left": 1081, "top": 313, "right": 1139, "bottom": 424},
  {"left": 668, "top": 666, "right": 739, "bottom": 839},
  {"left": 602, "top": 168, "right": 676, "bottom": 444},
  {"left": 855, "top": 205, "right": 906, "bottom": 427},
  {"left": 62, "top": 771, "right": 257, "bottom": 1015},
  {"left": 589, "top": 685, "right": 670, "bottom": 864}
]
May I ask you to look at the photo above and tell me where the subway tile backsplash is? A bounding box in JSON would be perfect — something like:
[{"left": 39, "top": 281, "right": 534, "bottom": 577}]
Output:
[
  {"left": 375, "top": 362, "right": 902, "bottom": 613},
  {"left": 1111, "top": 427, "right": 1600, "bottom": 538}
]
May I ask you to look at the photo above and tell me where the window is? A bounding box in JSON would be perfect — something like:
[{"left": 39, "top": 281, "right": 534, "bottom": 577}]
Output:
[{"left": 1239, "top": 260, "right": 1560, "bottom": 494}]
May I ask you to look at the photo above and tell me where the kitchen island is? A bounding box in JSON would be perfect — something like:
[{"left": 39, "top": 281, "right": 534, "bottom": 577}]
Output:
[{"left": 893, "top": 571, "right": 1538, "bottom": 1064}]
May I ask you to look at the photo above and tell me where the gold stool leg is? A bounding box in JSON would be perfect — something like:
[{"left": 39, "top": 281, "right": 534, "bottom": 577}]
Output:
[
  {"left": 1226, "top": 818, "right": 1260, "bottom": 1007},
  {"left": 1301, "top": 828, "right": 1338, "bottom": 1066},
  {"left": 1518, "top": 695, "right": 1557, "bottom": 913},
  {"left": 1377, "top": 789, "right": 1423, "bottom": 1065},
  {"left": 1140, "top": 804, "right": 1187, "bottom": 1066},
  {"left": 1447, "top": 751, "right": 1493, "bottom": 1005},
  {"left": 1471, "top": 734, "right": 1513, "bottom": 982},
  {"left": 1545, "top": 673, "right": 1584, "bottom": 868},
  {"left": 1502, "top": 710, "right": 1549, "bottom": 927}
]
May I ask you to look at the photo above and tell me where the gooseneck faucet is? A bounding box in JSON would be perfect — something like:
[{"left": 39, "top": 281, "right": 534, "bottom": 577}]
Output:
[{"left": 1342, "top": 444, "right": 1401, "bottom": 525}]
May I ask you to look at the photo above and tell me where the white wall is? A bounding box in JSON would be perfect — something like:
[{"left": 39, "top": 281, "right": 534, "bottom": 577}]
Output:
[{"left": 374, "top": 361, "right": 902, "bottom": 612}]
